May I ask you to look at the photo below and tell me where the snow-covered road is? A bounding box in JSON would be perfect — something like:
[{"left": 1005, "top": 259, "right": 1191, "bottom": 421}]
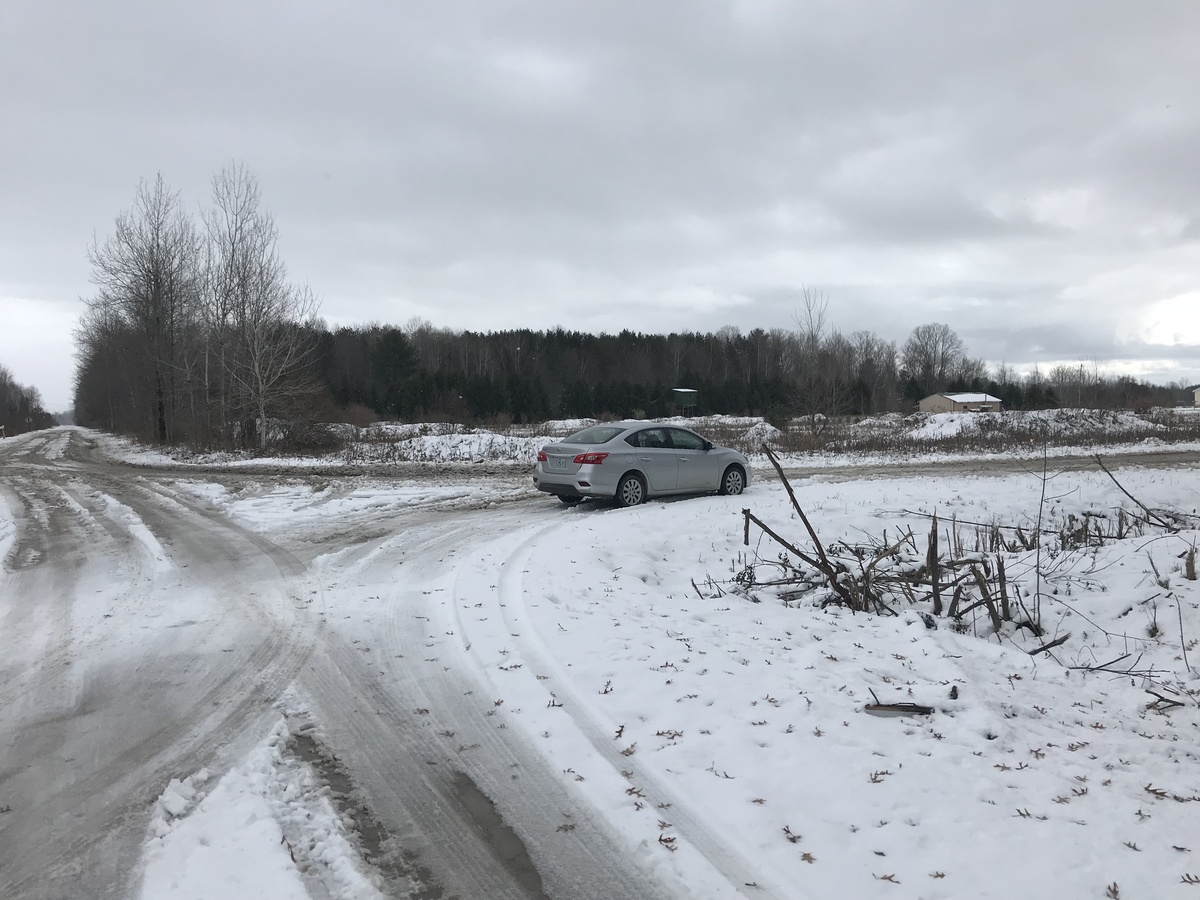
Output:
[
  {"left": 0, "top": 430, "right": 687, "bottom": 899},
  {"left": 3, "top": 427, "right": 1199, "bottom": 900},
  {"left": 0, "top": 431, "right": 320, "bottom": 899}
]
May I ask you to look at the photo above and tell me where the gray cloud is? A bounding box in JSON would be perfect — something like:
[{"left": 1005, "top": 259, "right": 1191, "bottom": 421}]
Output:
[{"left": 3, "top": 0, "right": 1199, "bottom": 408}]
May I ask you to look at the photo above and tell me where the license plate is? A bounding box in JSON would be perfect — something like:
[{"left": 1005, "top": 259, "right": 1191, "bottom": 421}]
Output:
[{"left": 549, "top": 456, "right": 567, "bottom": 469}]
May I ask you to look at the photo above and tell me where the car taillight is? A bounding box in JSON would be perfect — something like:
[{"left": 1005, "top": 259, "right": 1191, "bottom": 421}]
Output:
[
  {"left": 573, "top": 451, "right": 609, "bottom": 465},
  {"left": 537, "top": 450, "right": 547, "bottom": 462}
]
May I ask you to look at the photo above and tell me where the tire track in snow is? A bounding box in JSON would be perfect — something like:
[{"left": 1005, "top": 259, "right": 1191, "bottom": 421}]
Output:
[
  {"left": 297, "top": 506, "right": 678, "bottom": 899},
  {"left": 463, "top": 517, "right": 787, "bottom": 898},
  {"left": 0, "top": 475, "right": 91, "bottom": 713},
  {"left": 295, "top": 514, "right": 556, "bottom": 900},
  {"left": 0, "top": 461, "right": 318, "bottom": 900}
]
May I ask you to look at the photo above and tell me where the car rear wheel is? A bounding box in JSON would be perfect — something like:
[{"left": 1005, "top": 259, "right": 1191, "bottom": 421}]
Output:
[
  {"left": 615, "top": 473, "right": 646, "bottom": 508},
  {"left": 720, "top": 465, "right": 746, "bottom": 496}
]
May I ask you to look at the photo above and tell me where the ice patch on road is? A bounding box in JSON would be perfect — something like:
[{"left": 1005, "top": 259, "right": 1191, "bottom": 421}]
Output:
[
  {"left": 140, "top": 719, "right": 385, "bottom": 900},
  {"left": 171, "top": 478, "right": 527, "bottom": 533},
  {"left": 0, "top": 503, "right": 14, "bottom": 577},
  {"left": 42, "top": 431, "right": 70, "bottom": 460},
  {"left": 93, "top": 490, "right": 172, "bottom": 573}
]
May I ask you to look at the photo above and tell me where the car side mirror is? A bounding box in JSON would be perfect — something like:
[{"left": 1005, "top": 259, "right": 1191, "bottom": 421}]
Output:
[{"left": 702, "top": 440, "right": 713, "bottom": 451}]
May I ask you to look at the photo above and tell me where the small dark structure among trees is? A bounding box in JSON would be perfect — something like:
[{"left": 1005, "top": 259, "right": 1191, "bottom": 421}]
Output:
[{"left": 672, "top": 388, "right": 698, "bottom": 415}]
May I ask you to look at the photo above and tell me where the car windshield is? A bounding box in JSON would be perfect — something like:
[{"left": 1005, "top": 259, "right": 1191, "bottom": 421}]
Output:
[{"left": 563, "top": 425, "right": 627, "bottom": 445}]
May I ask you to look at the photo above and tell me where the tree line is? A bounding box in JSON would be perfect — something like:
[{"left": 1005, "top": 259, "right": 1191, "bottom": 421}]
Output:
[
  {"left": 1, "top": 364, "right": 54, "bottom": 437},
  {"left": 74, "top": 166, "right": 320, "bottom": 449},
  {"left": 73, "top": 174, "right": 1191, "bottom": 448},
  {"left": 317, "top": 306, "right": 1189, "bottom": 428}
]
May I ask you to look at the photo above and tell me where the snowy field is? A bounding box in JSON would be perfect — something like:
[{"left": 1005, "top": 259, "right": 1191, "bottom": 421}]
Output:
[
  {"left": 3, "top": 424, "right": 1199, "bottom": 899},
  {"left": 93, "top": 408, "right": 1200, "bottom": 473}
]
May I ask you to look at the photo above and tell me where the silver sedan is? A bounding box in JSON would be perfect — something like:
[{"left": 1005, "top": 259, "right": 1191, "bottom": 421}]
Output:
[{"left": 532, "top": 422, "right": 752, "bottom": 507}]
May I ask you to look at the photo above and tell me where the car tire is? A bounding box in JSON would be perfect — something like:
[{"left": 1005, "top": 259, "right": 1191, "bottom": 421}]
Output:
[
  {"left": 719, "top": 465, "right": 746, "bottom": 496},
  {"left": 614, "top": 473, "right": 646, "bottom": 508},
  {"left": 558, "top": 496, "right": 582, "bottom": 506}
]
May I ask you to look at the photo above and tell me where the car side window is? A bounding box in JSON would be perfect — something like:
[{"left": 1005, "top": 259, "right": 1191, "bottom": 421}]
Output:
[
  {"left": 667, "top": 429, "right": 704, "bottom": 451},
  {"left": 629, "top": 428, "right": 668, "bottom": 448}
]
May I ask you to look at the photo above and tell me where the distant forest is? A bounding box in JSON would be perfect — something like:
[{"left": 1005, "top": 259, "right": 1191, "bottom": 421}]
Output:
[
  {"left": 72, "top": 170, "right": 1191, "bottom": 449},
  {"left": 318, "top": 315, "right": 1190, "bottom": 427},
  {"left": 1, "top": 363, "right": 54, "bottom": 437}
]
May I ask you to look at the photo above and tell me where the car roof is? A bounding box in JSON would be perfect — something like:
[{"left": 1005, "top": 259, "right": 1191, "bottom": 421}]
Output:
[{"left": 614, "top": 421, "right": 691, "bottom": 430}]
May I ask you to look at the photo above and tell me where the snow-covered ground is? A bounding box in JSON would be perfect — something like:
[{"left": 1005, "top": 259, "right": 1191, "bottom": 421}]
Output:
[
  {"left": 143, "top": 440, "right": 1199, "bottom": 899},
  {"left": 141, "top": 716, "right": 385, "bottom": 900},
  {"left": 4, "top": 425, "right": 1199, "bottom": 899},
  {"left": 93, "top": 408, "right": 1200, "bottom": 473}
]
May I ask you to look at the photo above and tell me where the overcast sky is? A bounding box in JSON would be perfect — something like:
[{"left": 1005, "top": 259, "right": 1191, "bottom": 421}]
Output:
[{"left": 3, "top": 0, "right": 1198, "bottom": 410}]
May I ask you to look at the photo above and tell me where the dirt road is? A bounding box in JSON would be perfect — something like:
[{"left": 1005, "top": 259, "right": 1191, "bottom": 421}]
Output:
[{"left": 0, "top": 431, "right": 683, "bottom": 899}]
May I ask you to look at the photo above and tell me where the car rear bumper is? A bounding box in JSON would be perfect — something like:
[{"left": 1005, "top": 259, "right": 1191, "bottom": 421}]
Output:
[{"left": 532, "top": 470, "right": 614, "bottom": 499}]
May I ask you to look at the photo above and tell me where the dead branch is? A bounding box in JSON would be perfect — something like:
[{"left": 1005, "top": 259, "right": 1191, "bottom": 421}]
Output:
[
  {"left": 1178, "top": 594, "right": 1190, "bottom": 672},
  {"left": 1068, "top": 652, "right": 1168, "bottom": 679},
  {"left": 743, "top": 510, "right": 823, "bottom": 573},
  {"left": 997, "top": 555, "right": 1010, "bottom": 622},
  {"left": 761, "top": 446, "right": 858, "bottom": 608},
  {"left": 946, "top": 582, "right": 967, "bottom": 618},
  {"left": 1092, "top": 455, "right": 1176, "bottom": 532},
  {"left": 1027, "top": 633, "right": 1070, "bottom": 655},
  {"left": 863, "top": 530, "right": 913, "bottom": 588},
  {"left": 865, "top": 689, "right": 933, "bottom": 717},
  {"left": 900, "top": 508, "right": 1058, "bottom": 538},
  {"left": 970, "top": 565, "right": 1003, "bottom": 632},
  {"left": 1145, "top": 689, "right": 1184, "bottom": 709},
  {"left": 928, "top": 514, "right": 941, "bottom": 616}
]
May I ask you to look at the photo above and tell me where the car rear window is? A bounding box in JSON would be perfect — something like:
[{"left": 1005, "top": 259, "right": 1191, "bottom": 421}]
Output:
[{"left": 564, "top": 425, "right": 627, "bottom": 444}]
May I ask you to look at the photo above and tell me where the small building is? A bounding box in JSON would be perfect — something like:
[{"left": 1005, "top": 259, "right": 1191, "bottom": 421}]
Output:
[
  {"left": 1193, "top": 386, "right": 1200, "bottom": 407},
  {"left": 919, "top": 392, "right": 1003, "bottom": 414},
  {"left": 672, "top": 388, "right": 698, "bottom": 415}
]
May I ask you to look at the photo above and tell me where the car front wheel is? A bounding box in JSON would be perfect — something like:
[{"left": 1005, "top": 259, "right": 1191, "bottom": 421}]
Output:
[
  {"left": 720, "top": 465, "right": 746, "bottom": 496},
  {"left": 615, "top": 473, "right": 646, "bottom": 508}
]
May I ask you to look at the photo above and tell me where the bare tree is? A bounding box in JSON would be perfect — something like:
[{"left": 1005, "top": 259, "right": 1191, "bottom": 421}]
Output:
[
  {"left": 202, "top": 163, "right": 321, "bottom": 448},
  {"left": 850, "top": 330, "right": 899, "bottom": 413},
  {"left": 85, "top": 174, "right": 200, "bottom": 443},
  {"left": 73, "top": 303, "right": 130, "bottom": 433},
  {"left": 901, "top": 323, "right": 968, "bottom": 396},
  {"left": 236, "top": 284, "right": 320, "bottom": 445},
  {"left": 792, "top": 288, "right": 852, "bottom": 428}
]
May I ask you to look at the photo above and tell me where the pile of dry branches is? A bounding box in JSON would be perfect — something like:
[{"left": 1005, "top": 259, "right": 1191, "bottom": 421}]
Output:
[{"left": 700, "top": 446, "right": 1199, "bottom": 648}]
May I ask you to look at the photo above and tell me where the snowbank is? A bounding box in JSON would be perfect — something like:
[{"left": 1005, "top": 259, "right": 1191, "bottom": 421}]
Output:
[{"left": 140, "top": 719, "right": 385, "bottom": 900}]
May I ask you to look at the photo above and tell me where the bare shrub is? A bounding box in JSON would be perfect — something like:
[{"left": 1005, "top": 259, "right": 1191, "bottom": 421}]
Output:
[{"left": 337, "top": 403, "right": 380, "bottom": 428}]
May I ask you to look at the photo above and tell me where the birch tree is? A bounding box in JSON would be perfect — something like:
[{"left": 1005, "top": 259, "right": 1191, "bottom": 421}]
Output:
[{"left": 203, "top": 163, "right": 320, "bottom": 447}]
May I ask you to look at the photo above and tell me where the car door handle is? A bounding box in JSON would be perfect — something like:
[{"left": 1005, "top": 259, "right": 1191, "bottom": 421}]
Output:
[
  {"left": 639, "top": 456, "right": 652, "bottom": 462},
  {"left": 678, "top": 457, "right": 690, "bottom": 462}
]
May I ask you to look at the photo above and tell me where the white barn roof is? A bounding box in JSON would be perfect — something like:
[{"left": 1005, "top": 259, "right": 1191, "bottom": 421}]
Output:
[{"left": 940, "top": 392, "right": 1002, "bottom": 404}]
